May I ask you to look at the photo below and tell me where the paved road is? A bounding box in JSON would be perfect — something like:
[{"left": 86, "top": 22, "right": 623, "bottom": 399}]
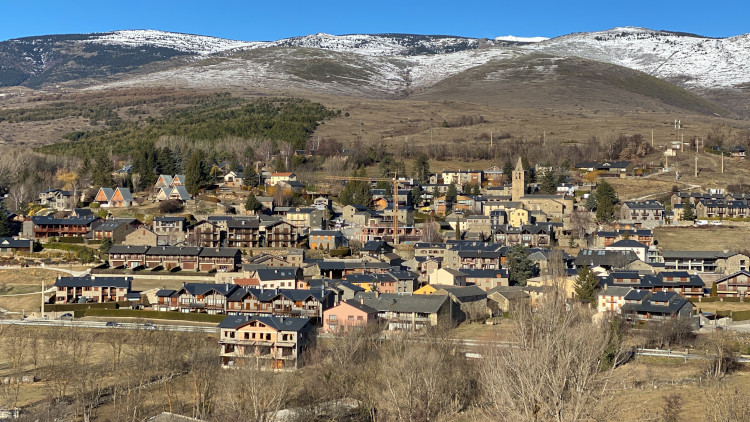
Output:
[{"left": 0, "top": 318, "right": 217, "bottom": 333}]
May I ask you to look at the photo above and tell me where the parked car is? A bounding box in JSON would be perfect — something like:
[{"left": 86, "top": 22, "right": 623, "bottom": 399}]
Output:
[
  {"left": 105, "top": 321, "right": 121, "bottom": 328},
  {"left": 142, "top": 323, "right": 157, "bottom": 330},
  {"left": 59, "top": 313, "right": 73, "bottom": 321}
]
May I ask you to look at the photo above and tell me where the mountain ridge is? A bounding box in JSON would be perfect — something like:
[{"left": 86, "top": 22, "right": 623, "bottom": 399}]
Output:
[{"left": 2, "top": 27, "right": 750, "bottom": 116}]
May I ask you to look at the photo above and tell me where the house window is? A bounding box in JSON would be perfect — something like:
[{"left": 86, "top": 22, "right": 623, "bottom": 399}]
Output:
[
  {"left": 348, "top": 315, "right": 354, "bottom": 321},
  {"left": 266, "top": 333, "right": 271, "bottom": 340},
  {"left": 244, "top": 333, "right": 249, "bottom": 340},
  {"left": 329, "top": 315, "right": 337, "bottom": 320}
]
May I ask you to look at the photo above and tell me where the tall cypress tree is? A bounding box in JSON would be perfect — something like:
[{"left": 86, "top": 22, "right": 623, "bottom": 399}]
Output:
[
  {"left": 185, "top": 150, "right": 207, "bottom": 196},
  {"left": 574, "top": 266, "right": 599, "bottom": 303},
  {"left": 0, "top": 204, "right": 11, "bottom": 237}
]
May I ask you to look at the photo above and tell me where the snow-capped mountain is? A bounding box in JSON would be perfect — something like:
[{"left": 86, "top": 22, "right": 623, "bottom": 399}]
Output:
[
  {"left": 529, "top": 27, "right": 750, "bottom": 89},
  {"left": 83, "top": 30, "right": 263, "bottom": 55},
  {"left": 2, "top": 27, "right": 750, "bottom": 114}
]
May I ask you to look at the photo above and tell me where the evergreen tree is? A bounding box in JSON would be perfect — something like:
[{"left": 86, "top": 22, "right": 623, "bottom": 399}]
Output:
[
  {"left": 412, "top": 153, "right": 430, "bottom": 183},
  {"left": 446, "top": 182, "right": 458, "bottom": 203},
  {"left": 411, "top": 185, "right": 422, "bottom": 207},
  {"left": 681, "top": 198, "right": 695, "bottom": 221},
  {"left": 91, "top": 150, "right": 114, "bottom": 187},
  {"left": 245, "top": 165, "right": 258, "bottom": 187},
  {"left": 0, "top": 204, "right": 11, "bottom": 237},
  {"left": 596, "top": 195, "right": 615, "bottom": 223},
  {"left": 502, "top": 159, "right": 514, "bottom": 183},
  {"left": 245, "top": 192, "right": 262, "bottom": 213},
  {"left": 338, "top": 169, "right": 371, "bottom": 208},
  {"left": 521, "top": 155, "right": 535, "bottom": 183},
  {"left": 507, "top": 244, "right": 533, "bottom": 286},
  {"left": 99, "top": 237, "right": 113, "bottom": 254},
  {"left": 540, "top": 169, "right": 558, "bottom": 194},
  {"left": 432, "top": 185, "right": 440, "bottom": 203},
  {"left": 185, "top": 150, "right": 208, "bottom": 196},
  {"left": 585, "top": 194, "right": 598, "bottom": 211},
  {"left": 595, "top": 181, "right": 618, "bottom": 205},
  {"left": 158, "top": 147, "right": 178, "bottom": 176},
  {"left": 379, "top": 155, "right": 395, "bottom": 177},
  {"left": 711, "top": 281, "right": 718, "bottom": 297},
  {"left": 574, "top": 266, "right": 599, "bottom": 303}
]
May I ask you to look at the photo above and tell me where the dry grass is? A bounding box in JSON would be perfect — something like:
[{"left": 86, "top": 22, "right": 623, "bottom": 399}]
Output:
[
  {"left": 692, "top": 301, "right": 750, "bottom": 313},
  {"left": 0, "top": 293, "right": 45, "bottom": 313},
  {"left": 0, "top": 269, "right": 58, "bottom": 286},
  {"left": 131, "top": 278, "right": 188, "bottom": 291},
  {"left": 654, "top": 225, "right": 750, "bottom": 252}
]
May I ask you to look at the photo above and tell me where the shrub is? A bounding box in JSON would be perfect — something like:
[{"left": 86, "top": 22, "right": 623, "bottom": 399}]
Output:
[{"left": 158, "top": 199, "right": 184, "bottom": 214}]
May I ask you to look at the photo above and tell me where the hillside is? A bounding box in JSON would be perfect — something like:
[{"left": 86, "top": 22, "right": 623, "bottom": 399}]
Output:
[
  {"left": 1, "top": 28, "right": 750, "bottom": 117},
  {"left": 411, "top": 54, "right": 728, "bottom": 115}
]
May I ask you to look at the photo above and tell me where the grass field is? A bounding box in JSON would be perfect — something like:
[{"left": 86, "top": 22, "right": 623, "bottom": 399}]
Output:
[{"left": 654, "top": 225, "right": 750, "bottom": 252}]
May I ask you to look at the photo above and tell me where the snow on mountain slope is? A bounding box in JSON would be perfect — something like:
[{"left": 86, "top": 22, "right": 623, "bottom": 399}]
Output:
[
  {"left": 495, "top": 35, "right": 549, "bottom": 43},
  {"left": 269, "top": 33, "right": 486, "bottom": 56},
  {"left": 85, "top": 30, "right": 263, "bottom": 55},
  {"left": 529, "top": 27, "right": 750, "bottom": 89},
  {"left": 81, "top": 27, "right": 750, "bottom": 99}
]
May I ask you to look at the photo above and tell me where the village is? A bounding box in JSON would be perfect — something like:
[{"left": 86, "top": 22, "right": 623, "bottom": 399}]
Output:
[
  {"left": 0, "top": 146, "right": 748, "bottom": 354},
  {"left": 0, "top": 138, "right": 749, "bottom": 421}
]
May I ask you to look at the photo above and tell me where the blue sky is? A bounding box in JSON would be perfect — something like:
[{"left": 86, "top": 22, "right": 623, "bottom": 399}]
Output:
[{"left": 2, "top": 0, "right": 747, "bottom": 42}]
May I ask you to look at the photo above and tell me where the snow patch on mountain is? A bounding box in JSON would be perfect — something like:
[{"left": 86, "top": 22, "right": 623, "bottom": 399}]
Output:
[
  {"left": 529, "top": 27, "right": 750, "bottom": 89},
  {"left": 495, "top": 35, "right": 549, "bottom": 43},
  {"left": 85, "top": 30, "right": 263, "bottom": 55}
]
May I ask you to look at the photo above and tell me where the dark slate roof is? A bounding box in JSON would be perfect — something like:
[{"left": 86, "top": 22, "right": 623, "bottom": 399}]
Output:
[
  {"left": 0, "top": 238, "right": 32, "bottom": 248},
  {"left": 597, "top": 229, "right": 653, "bottom": 238},
  {"left": 621, "top": 291, "right": 693, "bottom": 315},
  {"left": 342, "top": 299, "right": 379, "bottom": 314},
  {"left": 457, "top": 250, "right": 502, "bottom": 259},
  {"left": 154, "top": 216, "right": 186, "bottom": 222},
  {"left": 218, "top": 315, "right": 311, "bottom": 332},
  {"left": 253, "top": 267, "right": 299, "bottom": 280},
  {"left": 355, "top": 293, "right": 448, "bottom": 314},
  {"left": 317, "top": 261, "right": 392, "bottom": 271},
  {"left": 94, "top": 218, "right": 136, "bottom": 232},
  {"left": 55, "top": 276, "right": 131, "bottom": 288},
  {"left": 432, "top": 284, "right": 487, "bottom": 300},
  {"left": 575, "top": 249, "right": 639, "bottom": 268},
  {"left": 227, "top": 218, "right": 260, "bottom": 229},
  {"left": 623, "top": 289, "right": 650, "bottom": 301},
  {"left": 156, "top": 289, "right": 177, "bottom": 297},
  {"left": 180, "top": 283, "right": 239, "bottom": 297},
  {"left": 32, "top": 215, "right": 98, "bottom": 226},
  {"left": 198, "top": 247, "right": 241, "bottom": 258},
  {"left": 460, "top": 268, "right": 508, "bottom": 279},
  {"left": 361, "top": 240, "right": 390, "bottom": 252},
  {"left": 145, "top": 246, "right": 202, "bottom": 256},
  {"left": 108, "top": 245, "right": 150, "bottom": 254},
  {"left": 598, "top": 286, "right": 633, "bottom": 297},
  {"left": 608, "top": 239, "right": 648, "bottom": 249},
  {"left": 623, "top": 200, "right": 664, "bottom": 210},
  {"left": 602, "top": 271, "right": 704, "bottom": 289}
]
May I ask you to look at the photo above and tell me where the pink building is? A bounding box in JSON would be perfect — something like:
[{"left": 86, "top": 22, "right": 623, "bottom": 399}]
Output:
[{"left": 322, "top": 300, "right": 378, "bottom": 334}]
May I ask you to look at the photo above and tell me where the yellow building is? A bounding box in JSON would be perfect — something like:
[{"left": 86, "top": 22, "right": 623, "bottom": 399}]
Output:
[
  {"left": 508, "top": 208, "right": 530, "bottom": 227},
  {"left": 414, "top": 284, "right": 438, "bottom": 295}
]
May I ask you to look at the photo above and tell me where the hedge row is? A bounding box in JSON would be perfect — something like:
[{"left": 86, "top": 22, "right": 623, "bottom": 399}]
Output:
[
  {"left": 44, "top": 301, "right": 127, "bottom": 312},
  {"left": 715, "top": 310, "right": 750, "bottom": 321},
  {"left": 691, "top": 297, "right": 744, "bottom": 304},
  {"left": 56, "top": 237, "right": 86, "bottom": 244},
  {"left": 82, "top": 309, "right": 226, "bottom": 323}
]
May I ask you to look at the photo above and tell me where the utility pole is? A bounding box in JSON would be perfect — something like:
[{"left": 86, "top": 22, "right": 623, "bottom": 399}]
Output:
[
  {"left": 490, "top": 130, "right": 493, "bottom": 149},
  {"left": 695, "top": 155, "right": 698, "bottom": 177},
  {"left": 651, "top": 130, "right": 654, "bottom": 147},
  {"left": 430, "top": 127, "right": 433, "bottom": 150},
  {"left": 721, "top": 152, "right": 724, "bottom": 173}
]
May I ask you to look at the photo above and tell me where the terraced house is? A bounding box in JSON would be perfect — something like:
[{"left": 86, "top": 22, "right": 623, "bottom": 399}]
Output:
[
  {"left": 107, "top": 245, "right": 242, "bottom": 272},
  {"left": 219, "top": 315, "right": 314, "bottom": 370},
  {"left": 601, "top": 271, "right": 705, "bottom": 298},
  {"left": 54, "top": 275, "right": 132, "bottom": 304},
  {"left": 618, "top": 200, "right": 665, "bottom": 229}
]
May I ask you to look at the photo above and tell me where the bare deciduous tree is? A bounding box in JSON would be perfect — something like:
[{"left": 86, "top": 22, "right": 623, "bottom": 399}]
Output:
[{"left": 479, "top": 288, "right": 626, "bottom": 422}]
